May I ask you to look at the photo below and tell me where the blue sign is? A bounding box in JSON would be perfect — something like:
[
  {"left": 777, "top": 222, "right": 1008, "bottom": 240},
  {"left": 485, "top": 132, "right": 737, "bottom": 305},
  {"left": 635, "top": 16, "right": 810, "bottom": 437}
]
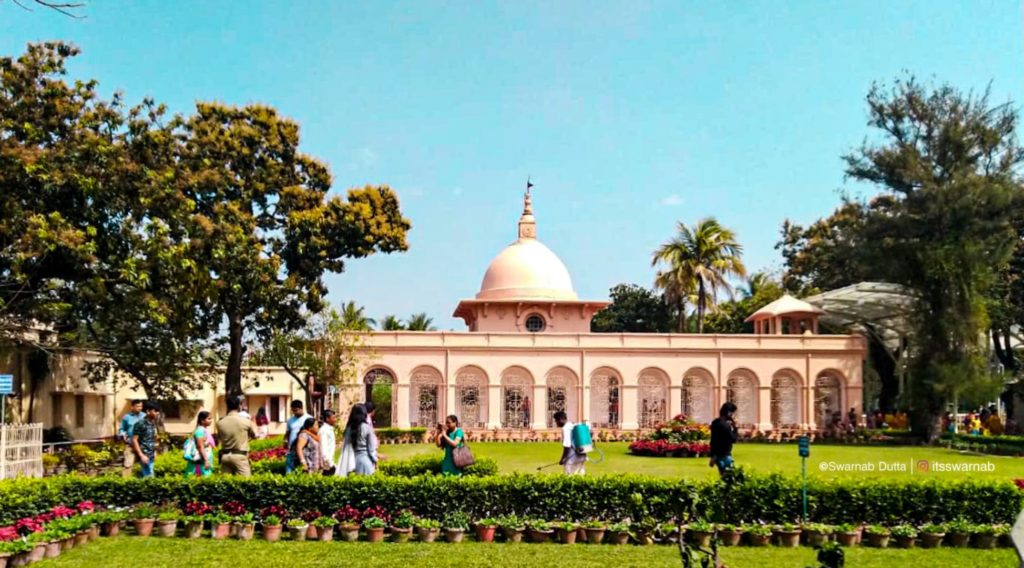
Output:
[
  {"left": 0, "top": 375, "right": 12, "bottom": 395},
  {"left": 798, "top": 435, "right": 810, "bottom": 458}
]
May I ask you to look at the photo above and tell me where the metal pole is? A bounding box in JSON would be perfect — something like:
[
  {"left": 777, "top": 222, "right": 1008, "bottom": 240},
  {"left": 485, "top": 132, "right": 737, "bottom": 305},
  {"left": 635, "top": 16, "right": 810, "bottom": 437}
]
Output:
[{"left": 801, "top": 456, "right": 808, "bottom": 523}]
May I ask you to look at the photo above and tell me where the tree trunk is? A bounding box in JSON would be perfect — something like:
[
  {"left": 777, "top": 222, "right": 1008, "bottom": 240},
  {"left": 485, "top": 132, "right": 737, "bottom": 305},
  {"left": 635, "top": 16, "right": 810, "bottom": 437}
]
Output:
[
  {"left": 992, "top": 327, "right": 1016, "bottom": 373},
  {"left": 225, "top": 312, "right": 244, "bottom": 397},
  {"left": 697, "top": 279, "right": 706, "bottom": 334}
]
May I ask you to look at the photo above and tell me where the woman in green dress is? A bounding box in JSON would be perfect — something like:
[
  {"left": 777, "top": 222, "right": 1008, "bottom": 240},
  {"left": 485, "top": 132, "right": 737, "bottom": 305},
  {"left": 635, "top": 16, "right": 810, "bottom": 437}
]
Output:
[
  {"left": 436, "top": 414, "right": 464, "bottom": 476},
  {"left": 184, "top": 411, "right": 214, "bottom": 477}
]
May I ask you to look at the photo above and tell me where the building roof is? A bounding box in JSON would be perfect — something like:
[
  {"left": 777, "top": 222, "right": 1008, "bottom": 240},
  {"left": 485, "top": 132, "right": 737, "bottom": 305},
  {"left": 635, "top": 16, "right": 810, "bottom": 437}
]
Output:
[
  {"left": 745, "top": 294, "right": 825, "bottom": 322},
  {"left": 802, "top": 281, "right": 916, "bottom": 337}
]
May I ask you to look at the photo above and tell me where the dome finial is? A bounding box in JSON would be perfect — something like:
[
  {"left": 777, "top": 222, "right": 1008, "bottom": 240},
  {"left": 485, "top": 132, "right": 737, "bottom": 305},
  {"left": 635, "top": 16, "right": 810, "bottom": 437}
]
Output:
[{"left": 518, "top": 177, "right": 536, "bottom": 239}]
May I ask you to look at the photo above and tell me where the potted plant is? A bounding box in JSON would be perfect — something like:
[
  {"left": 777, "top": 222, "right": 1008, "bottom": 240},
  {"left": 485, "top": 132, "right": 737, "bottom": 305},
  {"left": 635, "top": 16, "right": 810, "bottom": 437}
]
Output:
[
  {"left": 98, "top": 511, "right": 124, "bottom": 537},
  {"left": 415, "top": 518, "right": 441, "bottom": 543},
  {"left": 889, "top": 524, "right": 917, "bottom": 549},
  {"left": 182, "top": 502, "right": 212, "bottom": 539},
  {"left": 864, "top": 525, "right": 890, "bottom": 548},
  {"left": 946, "top": 518, "right": 972, "bottom": 548},
  {"left": 156, "top": 510, "right": 179, "bottom": 537},
  {"left": 608, "top": 521, "right": 632, "bottom": 545},
  {"left": 526, "top": 519, "right": 553, "bottom": 543},
  {"left": 287, "top": 518, "right": 310, "bottom": 542},
  {"left": 26, "top": 533, "right": 46, "bottom": 564},
  {"left": 834, "top": 522, "right": 859, "bottom": 547},
  {"left": 2, "top": 540, "right": 32, "bottom": 568},
  {"left": 362, "top": 517, "right": 386, "bottom": 543},
  {"left": 131, "top": 505, "right": 156, "bottom": 537},
  {"left": 498, "top": 515, "right": 525, "bottom": 543},
  {"left": 972, "top": 524, "right": 997, "bottom": 549},
  {"left": 333, "top": 506, "right": 362, "bottom": 542},
  {"left": 301, "top": 511, "right": 322, "bottom": 540},
  {"left": 234, "top": 513, "right": 256, "bottom": 541},
  {"left": 996, "top": 524, "right": 1012, "bottom": 548},
  {"left": 210, "top": 513, "right": 233, "bottom": 540},
  {"left": 656, "top": 521, "right": 680, "bottom": 544},
  {"left": 802, "top": 523, "right": 832, "bottom": 547},
  {"left": 473, "top": 518, "right": 498, "bottom": 543},
  {"left": 582, "top": 520, "right": 607, "bottom": 544},
  {"left": 773, "top": 522, "right": 801, "bottom": 548},
  {"left": 443, "top": 512, "right": 469, "bottom": 543},
  {"left": 309, "top": 516, "right": 336, "bottom": 542},
  {"left": 261, "top": 515, "right": 282, "bottom": 542},
  {"left": 686, "top": 520, "right": 714, "bottom": 548},
  {"left": 716, "top": 523, "right": 743, "bottom": 547},
  {"left": 919, "top": 523, "right": 946, "bottom": 549},
  {"left": 634, "top": 517, "right": 657, "bottom": 546},
  {"left": 390, "top": 510, "right": 415, "bottom": 543},
  {"left": 554, "top": 521, "right": 578, "bottom": 544},
  {"left": 744, "top": 524, "right": 772, "bottom": 547}
]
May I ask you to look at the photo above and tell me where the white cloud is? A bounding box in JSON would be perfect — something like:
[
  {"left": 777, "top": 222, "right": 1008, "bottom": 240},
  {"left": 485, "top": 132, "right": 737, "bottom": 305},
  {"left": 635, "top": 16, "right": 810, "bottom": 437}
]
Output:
[{"left": 660, "top": 194, "right": 684, "bottom": 206}]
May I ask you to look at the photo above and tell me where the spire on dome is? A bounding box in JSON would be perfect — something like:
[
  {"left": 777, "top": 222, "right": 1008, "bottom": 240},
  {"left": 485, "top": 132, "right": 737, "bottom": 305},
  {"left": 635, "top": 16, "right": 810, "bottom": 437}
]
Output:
[{"left": 518, "top": 178, "right": 537, "bottom": 240}]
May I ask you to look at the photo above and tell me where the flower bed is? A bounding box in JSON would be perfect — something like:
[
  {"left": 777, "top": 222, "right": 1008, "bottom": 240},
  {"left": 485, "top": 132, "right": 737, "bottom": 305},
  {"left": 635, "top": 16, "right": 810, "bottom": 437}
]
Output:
[
  {"left": 627, "top": 440, "right": 710, "bottom": 457},
  {"left": 629, "top": 415, "right": 710, "bottom": 457}
]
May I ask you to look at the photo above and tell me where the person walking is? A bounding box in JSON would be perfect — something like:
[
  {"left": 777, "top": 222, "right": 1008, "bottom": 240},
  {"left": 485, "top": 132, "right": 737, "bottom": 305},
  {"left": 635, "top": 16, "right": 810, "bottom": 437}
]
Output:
[
  {"left": 319, "top": 409, "right": 338, "bottom": 475},
  {"left": 118, "top": 400, "right": 145, "bottom": 478},
  {"left": 342, "top": 404, "right": 378, "bottom": 475},
  {"left": 217, "top": 395, "right": 257, "bottom": 477},
  {"left": 284, "top": 400, "right": 310, "bottom": 473},
  {"left": 254, "top": 407, "right": 270, "bottom": 439},
  {"left": 436, "top": 414, "right": 465, "bottom": 476},
  {"left": 553, "top": 411, "right": 586, "bottom": 475},
  {"left": 709, "top": 402, "right": 739, "bottom": 476},
  {"left": 131, "top": 401, "right": 160, "bottom": 478},
  {"left": 289, "top": 417, "right": 322, "bottom": 474},
  {"left": 184, "top": 411, "right": 215, "bottom": 477}
]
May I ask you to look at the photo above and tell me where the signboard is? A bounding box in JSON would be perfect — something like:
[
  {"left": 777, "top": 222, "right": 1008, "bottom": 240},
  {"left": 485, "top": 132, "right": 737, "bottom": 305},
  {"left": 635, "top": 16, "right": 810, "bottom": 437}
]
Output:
[
  {"left": 798, "top": 435, "right": 810, "bottom": 458},
  {"left": 0, "top": 375, "right": 12, "bottom": 395}
]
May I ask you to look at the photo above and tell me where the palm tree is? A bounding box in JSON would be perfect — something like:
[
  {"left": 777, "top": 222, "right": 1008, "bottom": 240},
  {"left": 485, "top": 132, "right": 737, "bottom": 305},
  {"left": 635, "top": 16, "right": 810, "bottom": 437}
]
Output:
[
  {"left": 405, "top": 313, "right": 436, "bottom": 331},
  {"left": 380, "top": 315, "right": 405, "bottom": 330},
  {"left": 340, "top": 301, "right": 376, "bottom": 331},
  {"left": 654, "top": 268, "right": 695, "bottom": 333},
  {"left": 741, "top": 272, "right": 771, "bottom": 299},
  {"left": 651, "top": 218, "right": 746, "bottom": 333}
]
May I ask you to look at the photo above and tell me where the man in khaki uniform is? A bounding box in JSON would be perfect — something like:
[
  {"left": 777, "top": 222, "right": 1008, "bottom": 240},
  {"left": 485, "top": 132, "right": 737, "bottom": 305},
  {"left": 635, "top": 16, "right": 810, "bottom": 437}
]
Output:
[{"left": 217, "top": 395, "right": 257, "bottom": 476}]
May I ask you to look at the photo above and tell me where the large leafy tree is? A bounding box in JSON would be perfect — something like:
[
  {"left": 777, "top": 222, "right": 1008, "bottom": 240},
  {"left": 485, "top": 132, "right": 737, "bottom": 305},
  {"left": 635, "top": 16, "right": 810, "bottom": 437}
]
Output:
[
  {"left": 591, "top": 284, "right": 673, "bottom": 333},
  {"left": 703, "top": 272, "right": 785, "bottom": 334},
  {"left": 841, "top": 76, "right": 1023, "bottom": 438},
  {"left": 651, "top": 218, "right": 746, "bottom": 333},
  {"left": 175, "top": 104, "right": 410, "bottom": 396}
]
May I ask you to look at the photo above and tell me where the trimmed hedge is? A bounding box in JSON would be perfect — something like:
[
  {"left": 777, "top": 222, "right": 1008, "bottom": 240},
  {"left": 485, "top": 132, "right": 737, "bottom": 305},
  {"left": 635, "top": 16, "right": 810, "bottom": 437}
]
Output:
[{"left": 1, "top": 473, "right": 1017, "bottom": 526}]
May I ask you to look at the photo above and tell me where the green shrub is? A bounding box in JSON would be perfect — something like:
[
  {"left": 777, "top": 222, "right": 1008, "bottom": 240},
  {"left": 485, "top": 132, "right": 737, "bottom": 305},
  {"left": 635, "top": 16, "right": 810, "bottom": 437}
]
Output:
[
  {"left": 376, "top": 454, "right": 498, "bottom": 477},
  {"left": 0, "top": 473, "right": 1018, "bottom": 527},
  {"left": 376, "top": 428, "right": 428, "bottom": 443}
]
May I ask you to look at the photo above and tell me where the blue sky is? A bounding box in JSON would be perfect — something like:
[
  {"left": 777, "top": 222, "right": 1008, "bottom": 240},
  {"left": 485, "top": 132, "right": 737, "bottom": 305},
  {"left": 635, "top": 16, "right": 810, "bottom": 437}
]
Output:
[{"left": 3, "top": 2, "right": 1022, "bottom": 330}]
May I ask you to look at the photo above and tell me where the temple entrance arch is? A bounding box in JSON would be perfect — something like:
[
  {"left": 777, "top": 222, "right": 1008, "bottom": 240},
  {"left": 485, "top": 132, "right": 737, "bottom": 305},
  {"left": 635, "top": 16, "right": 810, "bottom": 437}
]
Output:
[{"left": 363, "top": 367, "right": 395, "bottom": 427}]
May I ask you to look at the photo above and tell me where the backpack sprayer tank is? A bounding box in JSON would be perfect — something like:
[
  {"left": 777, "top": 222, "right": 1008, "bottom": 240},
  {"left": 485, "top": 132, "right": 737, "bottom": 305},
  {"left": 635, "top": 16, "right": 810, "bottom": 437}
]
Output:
[{"left": 571, "top": 422, "right": 593, "bottom": 453}]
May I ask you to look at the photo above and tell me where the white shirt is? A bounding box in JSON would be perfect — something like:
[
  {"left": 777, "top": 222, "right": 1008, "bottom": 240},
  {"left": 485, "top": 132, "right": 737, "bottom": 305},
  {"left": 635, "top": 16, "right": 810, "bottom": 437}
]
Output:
[
  {"left": 562, "top": 421, "right": 575, "bottom": 449},
  {"left": 286, "top": 413, "right": 310, "bottom": 446},
  {"left": 320, "top": 424, "right": 336, "bottom": 468}
]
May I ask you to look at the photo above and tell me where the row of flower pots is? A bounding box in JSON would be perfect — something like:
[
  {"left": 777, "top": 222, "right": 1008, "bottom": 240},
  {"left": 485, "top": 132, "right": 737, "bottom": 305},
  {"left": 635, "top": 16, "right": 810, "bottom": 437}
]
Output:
[{"left": 0, "top": 503, "right": 105, "bottom": 568}]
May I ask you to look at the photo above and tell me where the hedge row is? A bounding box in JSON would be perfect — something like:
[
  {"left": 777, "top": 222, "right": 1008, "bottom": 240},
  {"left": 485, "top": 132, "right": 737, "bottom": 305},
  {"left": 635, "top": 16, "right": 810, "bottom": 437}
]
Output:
[
  {"left": 153, "top": 450, "right": 497, "bottom": 478},
  {"left": 0, "top": 473, "right": 1017, "bottom": 527}
]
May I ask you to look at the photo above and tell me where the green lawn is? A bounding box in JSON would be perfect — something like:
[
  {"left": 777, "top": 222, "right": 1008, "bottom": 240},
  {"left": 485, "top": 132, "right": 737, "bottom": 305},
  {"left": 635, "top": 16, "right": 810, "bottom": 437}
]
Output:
[
  {"left": 33, "top": 537, "right": 1019, "bottom": 568},
  {"left": 380, "top": 441, "right": 1024, "bottom": 480}
]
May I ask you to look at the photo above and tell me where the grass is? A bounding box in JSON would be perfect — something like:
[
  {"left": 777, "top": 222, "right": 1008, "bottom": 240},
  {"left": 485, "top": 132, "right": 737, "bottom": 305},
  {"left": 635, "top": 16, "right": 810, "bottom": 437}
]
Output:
[
  {"left": 380, "top": 441, "right": 1024, "bottom": 480},
  {"left": 33, "top": 537, "right": 1019, "bottom": 568}
]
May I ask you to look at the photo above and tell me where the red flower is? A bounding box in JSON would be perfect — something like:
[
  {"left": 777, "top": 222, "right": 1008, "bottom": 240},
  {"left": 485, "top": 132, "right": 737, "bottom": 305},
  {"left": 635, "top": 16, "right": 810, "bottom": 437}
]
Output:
[
  {"left": 76, "top": 501, "right": 95, "bottom": 514},
  {"left": 1014, "top": 479, "right": 1024, "bottom": 491},
  {"left": 0, "top": 526, "right": 18, "bottom": 542},
  {"left": 361, "top": 506, "right": 389, "bottom": 524},
  {"left": 222, "top": 502, "right": 247, "bottom": 516},
  {"left": 251, "top": 447, "right": 288, "bottom": 462},
  {"left": 260, "top": 505, "right": 289, "bottom": 521},
  {"left": 301, "top": 511, "right": 322, "bottom": 523},
  {"left": 184, "top": 502, "right": 213, "bottom": 517},
  {"left": 50, "top": 505, "right": 76, "bottom": 519},
  {"left": 333, "top": 505, "right": 361, "bottom": 524},
  {"left": 15, "top": 517, "right": 43, "bottom": 535}
]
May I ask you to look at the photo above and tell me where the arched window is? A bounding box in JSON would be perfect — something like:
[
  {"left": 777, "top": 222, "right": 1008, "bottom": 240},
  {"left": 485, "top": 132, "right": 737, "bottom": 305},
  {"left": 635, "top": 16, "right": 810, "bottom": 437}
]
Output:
[
  {"left": 638, "top": 370, "right": 669, "bottom": 428},
  {"left": 410, "top": 367, "right": 442, "bottom": 428},
  {"left": 363, "top": 368, "right": 395, "bottom": 427},
  {"left": 590, "top": 369, "right": 621, "bottom": 428},
  {"left": 770, "top": 372, "right": 802, "bottom": 428},
  {"left": 682, "top": 369, "right": 715, "bottom": 424},
  {"left": 501, "top": 368, "right": 533, "bottom": 429},
  {"left": 455, "top": 368, "right": 488, "bottom": 428},
  {"left": 814, "top": 372, "right": 843, "bottom": 428},
  {"left": 726, "top": 371, "right": 759, "bottom": 427},
  {"left": 545, "top": 368, "right": 578, "bottom": 427}
]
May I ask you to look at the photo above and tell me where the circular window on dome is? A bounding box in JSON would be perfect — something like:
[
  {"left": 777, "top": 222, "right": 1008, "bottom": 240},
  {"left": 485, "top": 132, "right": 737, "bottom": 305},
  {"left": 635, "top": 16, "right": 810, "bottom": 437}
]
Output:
[{"left": 525, "top": 314, "right": 546, "bottom": 333}]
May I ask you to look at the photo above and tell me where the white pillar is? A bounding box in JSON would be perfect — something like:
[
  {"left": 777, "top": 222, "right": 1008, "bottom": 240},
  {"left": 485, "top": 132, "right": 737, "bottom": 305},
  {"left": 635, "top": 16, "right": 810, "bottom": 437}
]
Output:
[{"left": 532, "top": 383, "right": 547, "bottom": 429}]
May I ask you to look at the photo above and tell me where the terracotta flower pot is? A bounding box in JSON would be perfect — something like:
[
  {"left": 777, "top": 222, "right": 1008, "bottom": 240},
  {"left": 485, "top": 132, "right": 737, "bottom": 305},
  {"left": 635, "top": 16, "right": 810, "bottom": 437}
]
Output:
[
  {"left": 75, "top": 531, "right": 90, "bottom": 545},
  {"left": 920, "top": 532, "right": 944, "bottom": 548},
  {"left": 747, "top": 533, "right": 771, "bottom": 547},
  {"left": 528, "top": 529, "right": 553, "bottom": 543},
  {"left": 235, "top": 523, "right": 255, "bottom": 541},
  {"left": 156, "top": 520, "right": 177, "bottom": 537},
  {"left": 306, "top": 525, "right": 319, "bottom": 540},
  {"left": 688, "top": 530, "right": 713, "bottom": 549},
  {"left": 865, "top": 533, "right": 889, "bottom": 548},
  {"left": 500, "top": 527, "right": 524, "bottom": 543},
  {"left": 337, "top": 525, "right": 360, "bottom": 542},
  {"left": 635, "top": 531, "right": 654, "bottom": 546},
  {"left": 835, "top": 531, "right": 858, "bottom": 547},
  {"left": 443, "top": 528, "right": 464, "bottom": 543},
  {"left": 184, "top": 521, "right": 204, "bottom": 539},
  {"left": 718, "top": 530, "right": 743, "bottom": 547},
  {"left": 133, "top": 519, "right": 155, "bottom": 537},
  {"left": 60, "top": 538, "right": 73, "bottom": 551},
  {"left": 774, "top": 529, "right": 801, "bottom": 548},
  {"left": 212, "top": 522, "right": 232, "bottom": 540},
  {"left": 9, "top": 553, "right": 29, "bottom": 568},
  {"left": 555, "top": 528, "right": 577, "bottom": 544},
  {"left": 390, "top": 527, "right": 412, "bottom": 543},
  {"left": 365, "top": 527, "right": 385, "bottom": 543},
  {"left": 947, "top": 532, "right": 970, "bottom": 548},
  {"left": 584, "top": 528, "right": 606, "bottom": 544},
  {"left": 100, "top": 522, "right": 120, "bottom": 537},
  {"left": 28, "top": 545, "right": 45, "bottom": 563},
  {"left": 417, "top": 527, "right": 439, "bottom": 543},
  {"left": 44, "top": 542, "right": 61, "bottom": 559},
  {"left": 87, "top": 525, "right": 98, "bottom": 540},
  {"left": 474, "top": 525, "right": 496, "bottom": 543},
  {"left": 610, "top": 531, "right": 631, "bottom": 545},
  {"left": 894, "top": 535, "right": 915, "bottom": 549},
  {"left": 576, "top": 527, "right": 587, "bottom": 543},
  {"left": 973, "top": 534, "right": 996, "bottom": 549},
  {"left": 804, "top": 530, "right": 827, "bottom": 547},
  {"left": 288, "top": 525, "right": 309, "bottom": 542},
  {"left": 262, "top": 525, "right": 282, "bottom": 542},
  {"left": 317, "top": 527, "right": 334, "bottom": 542}
]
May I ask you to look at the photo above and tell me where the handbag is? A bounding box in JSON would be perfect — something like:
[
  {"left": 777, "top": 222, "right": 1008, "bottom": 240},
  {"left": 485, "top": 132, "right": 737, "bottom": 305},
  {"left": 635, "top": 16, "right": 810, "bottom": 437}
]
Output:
[{"left": 452, "top": 442, "right": 475, "bottom": 469}]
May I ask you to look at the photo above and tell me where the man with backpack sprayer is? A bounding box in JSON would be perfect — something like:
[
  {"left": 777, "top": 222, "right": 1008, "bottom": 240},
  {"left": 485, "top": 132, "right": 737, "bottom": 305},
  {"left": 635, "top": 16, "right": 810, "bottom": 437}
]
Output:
[{"left": 553, "top": 411, "right": 590, "bottom": 475}]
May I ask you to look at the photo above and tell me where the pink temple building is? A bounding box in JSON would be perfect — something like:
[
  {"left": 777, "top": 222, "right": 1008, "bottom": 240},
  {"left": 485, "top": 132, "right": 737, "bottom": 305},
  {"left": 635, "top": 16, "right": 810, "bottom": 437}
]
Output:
[{"left": 357, "top": 192, "right": 865, "bottom": 432}]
